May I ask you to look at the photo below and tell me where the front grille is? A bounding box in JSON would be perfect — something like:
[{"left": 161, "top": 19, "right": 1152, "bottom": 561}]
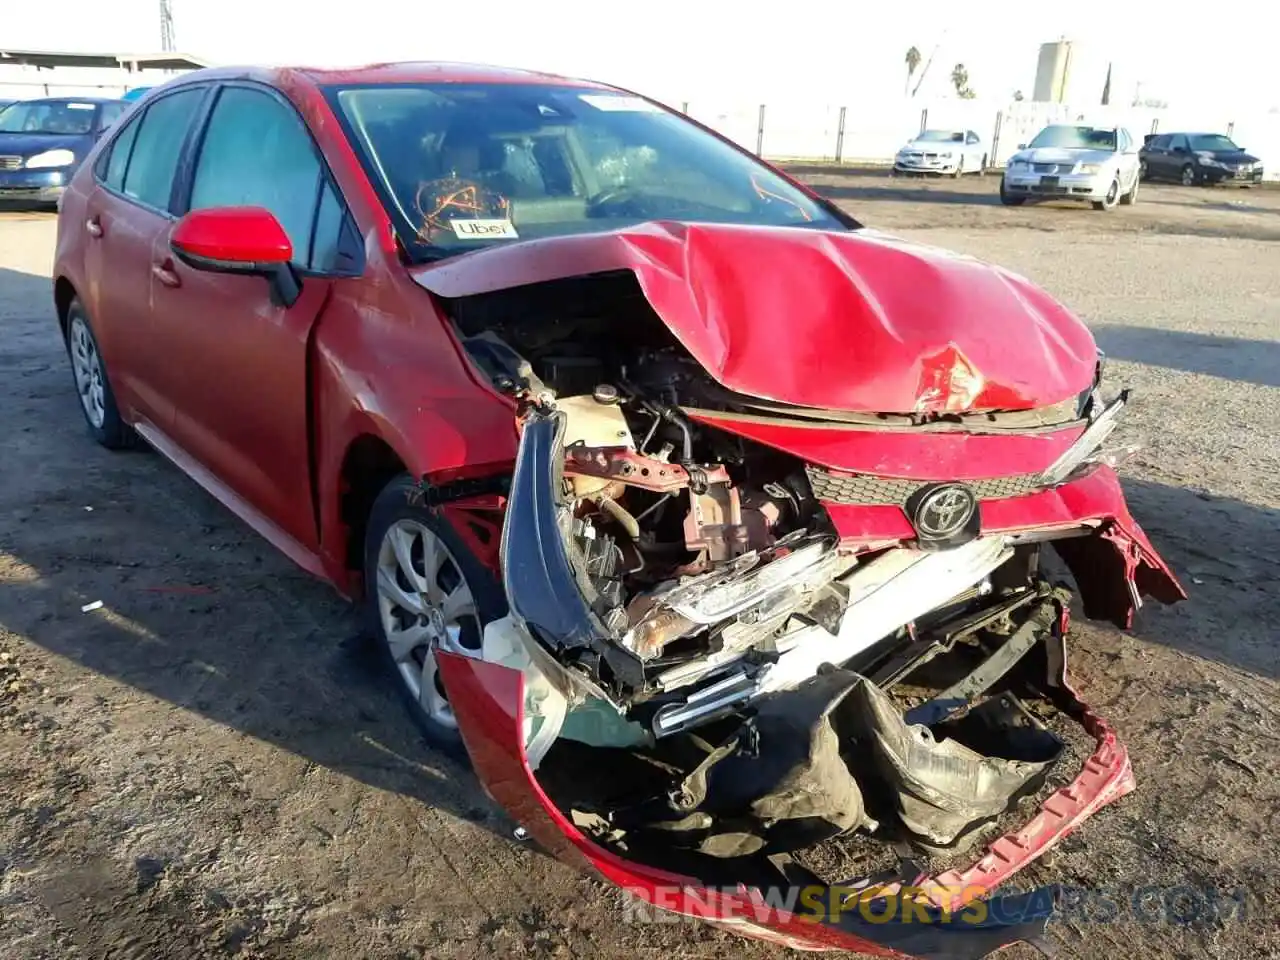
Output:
[
  {"left": 805, "top": 466, "right": 1045, "bottom": 506},
  {"left": 0, "top": 156, "right": 22, "bottom": 171},
  {"left": 1032, "top": 162, "right": 1064, "bottom": 174}
]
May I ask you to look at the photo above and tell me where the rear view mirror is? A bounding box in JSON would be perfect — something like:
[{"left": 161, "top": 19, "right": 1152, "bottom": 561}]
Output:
[
  {"left": 1016, "top": 142, "right": 1027, "bottom": 150},
  {"left": 171, "top": 206, "right": 300, "bottom": 307}
]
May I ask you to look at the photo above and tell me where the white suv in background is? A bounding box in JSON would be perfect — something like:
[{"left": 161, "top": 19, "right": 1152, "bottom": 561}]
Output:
[{"left": 1000, "top": 124, "right": 1141, "bottom": 211}]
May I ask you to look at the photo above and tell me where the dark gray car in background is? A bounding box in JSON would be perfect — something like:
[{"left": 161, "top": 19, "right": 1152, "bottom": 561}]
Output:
[{"left": 1139, "top": 132, "right": 1264, "bottom": 186}]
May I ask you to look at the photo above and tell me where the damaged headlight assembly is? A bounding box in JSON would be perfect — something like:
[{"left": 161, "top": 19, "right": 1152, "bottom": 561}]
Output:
[{"left": 1037, "top": 388, "right": 1141, "bottom": 486}]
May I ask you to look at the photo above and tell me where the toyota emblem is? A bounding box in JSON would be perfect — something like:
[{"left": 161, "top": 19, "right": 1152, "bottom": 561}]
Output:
[{"left": 908, "top": 483, "right": 978, "bottom": 541}]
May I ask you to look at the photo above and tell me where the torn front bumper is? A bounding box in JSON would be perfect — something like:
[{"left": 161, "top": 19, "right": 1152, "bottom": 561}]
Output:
[{"left": 438, "top": 640, "right": 1131, "bottom": 958}]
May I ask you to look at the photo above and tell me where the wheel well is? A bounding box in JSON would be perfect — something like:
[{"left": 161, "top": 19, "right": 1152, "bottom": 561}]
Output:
[
  {"left": 54, "top": 277, "right": 77, "bottom": 339},
  {"left": 339, "top": 435, "right": 407, "bottom": 571}
]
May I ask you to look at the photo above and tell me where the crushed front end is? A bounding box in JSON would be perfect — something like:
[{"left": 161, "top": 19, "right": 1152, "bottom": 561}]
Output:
[{"left": 421, "top": 224, "right": 1185, "bottom": 958}]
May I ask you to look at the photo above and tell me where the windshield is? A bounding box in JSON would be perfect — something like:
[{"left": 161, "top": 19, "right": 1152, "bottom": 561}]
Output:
[
  {"left": 327, "top": 83, "right": 848, "bottom": 260},
  {"left": 915, "top": 130, "right": 963, "bottom": 143},
  {"left": 1188, "top": 134, "right": 1239, "bottom": 152},
  {"left": 1029, "top": 125, "right": 1116, "bottom": 151},
  {"left": 0, "top": 100, "right": 98, "bottom": 135}
]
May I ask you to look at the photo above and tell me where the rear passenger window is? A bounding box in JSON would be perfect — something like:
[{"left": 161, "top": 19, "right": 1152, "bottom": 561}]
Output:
[
  {"left": 189, "top": 87, "right": 337, "bottom": 270},
  {"left": 123, "top": 88, "right": 204, "bottom": 211},
  {"left": 97, "top": 111, "right": 143, "bottom": 190}
]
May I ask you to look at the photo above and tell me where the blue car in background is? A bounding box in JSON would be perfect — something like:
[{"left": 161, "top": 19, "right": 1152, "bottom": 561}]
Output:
[
  {"left": 0, "top": 97, "right": 128, "bottom": 206},
  {"left": 121, "top": 87, "right": 152, "bottom": 103}
]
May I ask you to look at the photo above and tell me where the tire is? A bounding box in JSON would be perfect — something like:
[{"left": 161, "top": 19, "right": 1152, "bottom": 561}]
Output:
[
  {"left": 64, "top": 299, "right": 135, "bottom": 449},
  {"left": 1180, "top": 163, "right": 1197, "bottom": 186},
  {"left": 1092, "top": 178, "right": 1121, "bottom": 211},
  {"left": 999, "top": 177, "right": 1024, "bottom": 206},
  {"left": 1120, "top": 173, "right": 1140, "bottom": 206},
  {"left": 978, "top": 154, "right": 988, "bottom": 177},
  {"left": 363, "top": 474, "right": 507, "bottom": 759},
  {"left": 1138, "top": 158, "right": 1148, "bottom": 181},
  {"left": 952, "top": 156, "right": 963, "bottom": 178}
]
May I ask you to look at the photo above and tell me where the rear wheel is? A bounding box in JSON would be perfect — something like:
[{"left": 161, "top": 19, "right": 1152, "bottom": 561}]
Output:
[
  {"left": 363, "top": 474, "right": 507, "bottom": 757},
  {"left": 1120, "top": 173, "right": 1140, "bottom": 206},
  {"left": 1180, "top": 163, "right": 1197, "bottom": 186},
  {"left": 65, "top": 299, "right": 134, "bottom": 449}
]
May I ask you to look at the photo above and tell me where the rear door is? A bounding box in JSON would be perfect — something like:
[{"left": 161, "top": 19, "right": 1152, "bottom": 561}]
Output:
[
  {"left": 1168, "top": 134, "right": 1192, "bottom": 177},
  {"left": 1116, "top": 129, "right": 1139, "bottom": 187},
  {"left": 1144, "top": 135, "right": 1167, "bottom": 178},
  {"left": 148, "top": 82, "right": 361, "bottom": 550},
  {"left": 81, "top": 85, "right": 208, "bottom": 427},
  {"left": 964, "top": 130, "right": 984, "bottom": 170}
]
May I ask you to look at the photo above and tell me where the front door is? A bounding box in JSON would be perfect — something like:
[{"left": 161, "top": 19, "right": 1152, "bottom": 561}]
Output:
[{"left": 148, "top": 83, "right": 355, "bottom": 551}]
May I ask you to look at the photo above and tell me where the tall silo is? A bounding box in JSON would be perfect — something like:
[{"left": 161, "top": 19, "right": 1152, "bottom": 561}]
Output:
[{"left": 1033, "top": 40, "right": 1074, "bottom": 103}]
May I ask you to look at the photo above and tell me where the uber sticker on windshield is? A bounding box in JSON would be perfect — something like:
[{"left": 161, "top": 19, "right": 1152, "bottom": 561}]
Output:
[
  {"left": 578, "top": 94, "right": 663, "bottom": 113},
  {"left": 450, "top": 219, "right": 519, "bottom": 240}
]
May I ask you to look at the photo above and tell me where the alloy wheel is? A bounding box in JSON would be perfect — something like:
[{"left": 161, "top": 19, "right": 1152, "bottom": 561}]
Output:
[
  {"left": 69, "top": 316, "right": 106, "bottom": 429},
  {"left": 375, "top": 518, "right": 483, "bottom": 728}
]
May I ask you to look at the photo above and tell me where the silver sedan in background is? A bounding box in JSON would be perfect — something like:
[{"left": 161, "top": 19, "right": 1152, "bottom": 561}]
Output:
[
  {"left": 1000, "top": 124, "right": 1141, "bottom": 211},
  {"left": 892, "top": 128, "right": 987, "bottom": 177}
]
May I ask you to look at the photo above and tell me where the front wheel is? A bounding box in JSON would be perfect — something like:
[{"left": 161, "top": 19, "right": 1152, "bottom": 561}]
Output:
[
  {"left": 363, "top": 474, "right": 507, "bottom": 758},
  {"left": 999, "top": 177, "right": 1024, "bottom": 206},
  {"left": 1180, "top": 163, "right": 1197, "bottom": 186},
  {"left": 1092, "top": 178, "right": 1121, "bottom": 211},
  {"left": 1138, "top": 158, "right": 1149, "bottom": 181}
]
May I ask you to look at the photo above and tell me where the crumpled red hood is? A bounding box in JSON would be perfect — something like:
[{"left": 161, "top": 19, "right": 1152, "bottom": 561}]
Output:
[{"left": 411, "top": 221, "right": 1098, "bottom": 413}]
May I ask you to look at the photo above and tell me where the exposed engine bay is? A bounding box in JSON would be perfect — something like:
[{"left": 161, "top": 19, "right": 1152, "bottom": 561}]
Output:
[{"left": 436, "top": 268, "right": 1181, "bottom": 908}]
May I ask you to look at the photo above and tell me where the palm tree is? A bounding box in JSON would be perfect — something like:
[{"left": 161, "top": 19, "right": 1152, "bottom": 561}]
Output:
[
  {"left": 950, "top": 63, "right": 969, "bottom": 97},
  {"left": 905, "top": 46, "right": 922, "bottom": 95}
]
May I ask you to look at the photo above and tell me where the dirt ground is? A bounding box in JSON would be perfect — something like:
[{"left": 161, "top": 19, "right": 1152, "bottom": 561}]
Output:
[{"left": 0, "top": 171, "right": 1277, "bottom": 960}]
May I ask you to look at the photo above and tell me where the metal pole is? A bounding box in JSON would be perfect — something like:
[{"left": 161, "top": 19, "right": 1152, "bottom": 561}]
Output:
[
  {"left": 835, "top": 106, "right": 846, "bottom": 163},
  {"left": 990, "top": 111, "right": 1003, "bottom": 168},
  {"left": 919, "top": 108, "right": 928, "bottom": 136},
  {"left": 681, "top": 101, "right": 688, "bottom": 114},
  {"left": 756, "top": 104, "right": 766, "bottom": 156},
  {"left": 1227, "top": 121, "right": 1234, "bottom": 137}
]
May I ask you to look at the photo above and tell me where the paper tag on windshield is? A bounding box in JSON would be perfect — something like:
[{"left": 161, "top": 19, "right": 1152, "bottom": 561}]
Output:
[
  {"left": 450, "top": 219, "right": 519, "bottom": 240},
  {"left": 68, "top": 103, "right": 96, "bottom": 110},
  {"left": 579, "top": 94, "right": 662, "bottom": 113}
]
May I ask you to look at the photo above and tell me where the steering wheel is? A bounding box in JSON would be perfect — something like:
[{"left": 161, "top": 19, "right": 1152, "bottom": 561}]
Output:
[{"left": 585, "top": 184, "right": 645, "bottom": 217}]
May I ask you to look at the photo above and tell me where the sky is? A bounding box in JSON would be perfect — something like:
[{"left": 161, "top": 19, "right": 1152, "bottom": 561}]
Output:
[{"left": 5, "top": 1, "right": 1275, "bottom": 113}]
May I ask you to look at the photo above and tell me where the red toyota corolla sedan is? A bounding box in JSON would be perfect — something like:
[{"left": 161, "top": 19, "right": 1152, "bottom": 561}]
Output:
[{"left": 52, "top": 62, "right": 1185, "bottom": 958}]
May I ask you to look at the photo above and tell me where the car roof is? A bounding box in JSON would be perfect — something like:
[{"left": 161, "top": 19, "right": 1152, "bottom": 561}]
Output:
[{"left": 177, "top": 61, "right": 613, "bottom": 91}]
